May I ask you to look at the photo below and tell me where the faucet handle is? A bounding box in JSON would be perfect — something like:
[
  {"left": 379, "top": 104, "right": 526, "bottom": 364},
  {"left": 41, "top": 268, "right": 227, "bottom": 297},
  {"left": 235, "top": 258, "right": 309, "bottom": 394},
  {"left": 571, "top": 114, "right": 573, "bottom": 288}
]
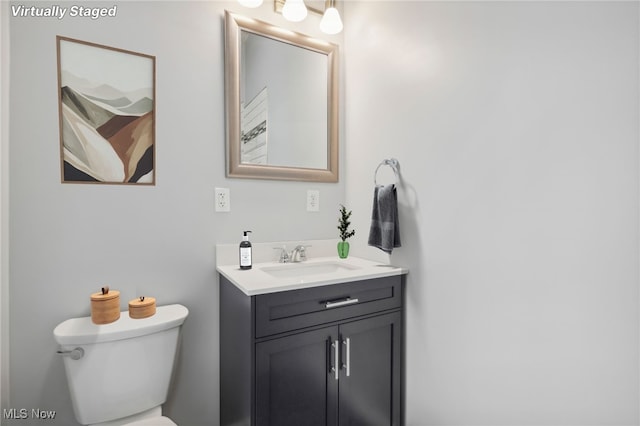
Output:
[
  {"left": 273, "top": 246, "right": 289, "bottom": 263},
  {"left": 298, "top": 245, "right": 310, "bottom": 261}
]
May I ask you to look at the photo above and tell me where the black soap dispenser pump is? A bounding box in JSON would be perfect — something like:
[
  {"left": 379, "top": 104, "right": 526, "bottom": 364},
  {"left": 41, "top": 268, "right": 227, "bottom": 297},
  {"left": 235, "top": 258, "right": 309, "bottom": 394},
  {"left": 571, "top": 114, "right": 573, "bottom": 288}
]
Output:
[{"left": 239, "top": 231, "right": 253, "bottom": 270}]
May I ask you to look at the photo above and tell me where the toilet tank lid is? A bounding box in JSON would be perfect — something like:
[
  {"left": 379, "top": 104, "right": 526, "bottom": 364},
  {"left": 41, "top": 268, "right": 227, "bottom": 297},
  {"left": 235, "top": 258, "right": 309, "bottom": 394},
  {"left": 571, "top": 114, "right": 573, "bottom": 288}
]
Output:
[{"left": 53, "top": 304, "right": 189, "bottom": 345}]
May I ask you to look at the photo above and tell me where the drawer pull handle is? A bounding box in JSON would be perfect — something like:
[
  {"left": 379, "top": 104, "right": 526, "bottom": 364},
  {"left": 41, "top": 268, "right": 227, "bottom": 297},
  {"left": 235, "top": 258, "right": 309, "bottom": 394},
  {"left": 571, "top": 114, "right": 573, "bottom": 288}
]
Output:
[{"left": 325, "top": 298, "right": 359, "bottom": 309}]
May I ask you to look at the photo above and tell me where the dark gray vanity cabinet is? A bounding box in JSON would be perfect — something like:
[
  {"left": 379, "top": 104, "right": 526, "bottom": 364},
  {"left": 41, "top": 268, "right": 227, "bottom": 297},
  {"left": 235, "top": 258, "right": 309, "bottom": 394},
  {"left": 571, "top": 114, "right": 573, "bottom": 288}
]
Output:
[{"left": 220, "top": 274, "right": 404, "bottom": 426}]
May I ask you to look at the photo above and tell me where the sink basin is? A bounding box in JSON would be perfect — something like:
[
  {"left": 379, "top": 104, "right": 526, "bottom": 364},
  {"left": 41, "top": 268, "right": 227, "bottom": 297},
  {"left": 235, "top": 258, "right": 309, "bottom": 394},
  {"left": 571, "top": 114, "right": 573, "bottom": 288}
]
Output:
[{"left": 261, "top": 261, "right": 361, "bottom": 278}]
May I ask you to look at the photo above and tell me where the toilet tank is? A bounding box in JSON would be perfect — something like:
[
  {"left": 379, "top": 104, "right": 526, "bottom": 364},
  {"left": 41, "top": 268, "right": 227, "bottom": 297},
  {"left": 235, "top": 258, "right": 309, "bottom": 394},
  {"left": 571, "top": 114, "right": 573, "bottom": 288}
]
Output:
[{"left": 53, "top": 304, "right": 189, "bottom": 425}]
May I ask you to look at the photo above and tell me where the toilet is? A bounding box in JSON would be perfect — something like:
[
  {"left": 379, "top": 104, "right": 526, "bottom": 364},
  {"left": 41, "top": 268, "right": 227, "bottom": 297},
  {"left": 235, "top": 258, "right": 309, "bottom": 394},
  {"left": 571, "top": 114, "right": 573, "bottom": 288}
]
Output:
[{"left": 53, "top": 304, "right": 188, "bottom": 426}]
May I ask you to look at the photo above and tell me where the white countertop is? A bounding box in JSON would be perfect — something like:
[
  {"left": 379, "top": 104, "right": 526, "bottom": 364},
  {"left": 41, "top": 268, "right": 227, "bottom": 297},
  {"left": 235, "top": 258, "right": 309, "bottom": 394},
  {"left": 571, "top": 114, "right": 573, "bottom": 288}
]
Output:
[{"left": 217, "top": 253, "right": 407, "bottom": 296}]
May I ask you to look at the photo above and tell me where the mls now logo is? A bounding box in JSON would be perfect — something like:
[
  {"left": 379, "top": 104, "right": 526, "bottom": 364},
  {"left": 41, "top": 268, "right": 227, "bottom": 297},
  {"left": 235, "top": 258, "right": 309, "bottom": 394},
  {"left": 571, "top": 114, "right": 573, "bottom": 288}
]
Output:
[{"left": 3, "top": 408, "right": 56, "bottom": 420}]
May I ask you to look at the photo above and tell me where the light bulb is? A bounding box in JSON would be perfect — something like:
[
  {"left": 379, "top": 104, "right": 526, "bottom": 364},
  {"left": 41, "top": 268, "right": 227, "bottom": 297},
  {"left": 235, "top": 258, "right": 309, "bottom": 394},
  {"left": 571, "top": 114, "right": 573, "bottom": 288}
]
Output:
[
  {"left": 282, "top": 0, "right": 307, "bottom": 22},
  {"left": 320, "top": 6, "right": 343, "bottom": 34},
  {"left": 238, "top": 0, "right": 263, "bottom": 7}
]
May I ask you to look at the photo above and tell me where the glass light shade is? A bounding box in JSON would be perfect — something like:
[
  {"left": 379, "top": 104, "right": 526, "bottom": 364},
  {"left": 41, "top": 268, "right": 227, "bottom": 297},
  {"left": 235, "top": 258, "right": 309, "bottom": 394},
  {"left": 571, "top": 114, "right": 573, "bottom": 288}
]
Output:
[
  {"left": 238, "top": 0, "right": 263, "bottom": 7},
  {"left": 282, "top": 0, "right": 307, "bottom": 22},
  {"left": 319, "top": 7, "right": 343, "bottom": 34}
]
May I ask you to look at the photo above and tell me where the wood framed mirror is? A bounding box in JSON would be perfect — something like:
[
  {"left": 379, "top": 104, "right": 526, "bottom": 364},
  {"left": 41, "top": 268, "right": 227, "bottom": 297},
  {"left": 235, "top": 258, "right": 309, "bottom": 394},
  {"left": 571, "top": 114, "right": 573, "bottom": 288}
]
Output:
[{"left": 224, "top": 10, "right": 339, "bottom": 182}]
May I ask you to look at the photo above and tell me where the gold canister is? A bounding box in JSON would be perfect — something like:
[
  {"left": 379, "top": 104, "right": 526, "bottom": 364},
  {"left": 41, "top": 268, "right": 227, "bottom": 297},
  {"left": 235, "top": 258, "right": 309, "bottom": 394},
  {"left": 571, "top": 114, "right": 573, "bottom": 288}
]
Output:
[
  {"left": 90, "top": 286, "right": 120, "bottom": 324},
  {"left": 128, "top": 296, "right": 156, "bottom": 319}
]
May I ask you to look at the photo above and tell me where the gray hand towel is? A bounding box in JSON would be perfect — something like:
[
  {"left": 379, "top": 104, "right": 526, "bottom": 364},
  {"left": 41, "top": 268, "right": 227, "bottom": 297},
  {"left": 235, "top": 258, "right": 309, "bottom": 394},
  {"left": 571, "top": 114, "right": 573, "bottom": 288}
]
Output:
[{"left": 368, "top": 184, "right": 401, "bottom": 254}]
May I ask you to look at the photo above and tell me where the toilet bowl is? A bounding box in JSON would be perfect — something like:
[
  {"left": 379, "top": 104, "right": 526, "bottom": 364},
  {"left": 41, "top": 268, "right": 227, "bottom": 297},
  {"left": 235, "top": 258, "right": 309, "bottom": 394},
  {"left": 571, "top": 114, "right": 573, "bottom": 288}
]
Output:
[
  {"left": 124, "top": 416, "right": 175, "bottom": 426},
  {"left": 85, "top": 406, "right": 176, "bottom": 426},
  {"left": 53, "top": 304, "right": 188, "bottom": 426},
  {"left": 126, "top": 417, "right": 176, "bottom": 426}
]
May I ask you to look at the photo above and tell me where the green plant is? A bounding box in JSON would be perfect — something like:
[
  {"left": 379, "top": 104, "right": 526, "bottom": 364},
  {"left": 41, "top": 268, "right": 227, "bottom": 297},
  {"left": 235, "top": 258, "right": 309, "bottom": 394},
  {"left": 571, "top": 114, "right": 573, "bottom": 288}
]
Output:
[{"left": 337, "top": 204, "right": 355, "bottom": 242}]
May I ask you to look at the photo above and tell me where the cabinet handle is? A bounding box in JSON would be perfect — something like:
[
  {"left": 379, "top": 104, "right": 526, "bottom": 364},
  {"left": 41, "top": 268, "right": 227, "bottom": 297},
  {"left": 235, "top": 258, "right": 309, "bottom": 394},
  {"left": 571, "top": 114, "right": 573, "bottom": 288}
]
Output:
[
  {"left": 331, "top": 340, "right": 339, "bottom": 380},
  {"left": 342, "top": 337, "right": 351, "bottom": 377},
  {"left": 325, "top": 297, "right": 359, "bottom": 309}
]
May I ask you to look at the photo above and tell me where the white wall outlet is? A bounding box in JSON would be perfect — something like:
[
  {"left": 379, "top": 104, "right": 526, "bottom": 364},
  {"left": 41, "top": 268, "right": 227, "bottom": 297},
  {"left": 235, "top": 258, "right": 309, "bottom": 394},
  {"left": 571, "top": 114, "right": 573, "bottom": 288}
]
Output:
[
  {"left": 307, "top": 190, "right": 320, "bottom": 212},
  {"left": 215, "top": 187, "right": 230, "bottom": 212}
]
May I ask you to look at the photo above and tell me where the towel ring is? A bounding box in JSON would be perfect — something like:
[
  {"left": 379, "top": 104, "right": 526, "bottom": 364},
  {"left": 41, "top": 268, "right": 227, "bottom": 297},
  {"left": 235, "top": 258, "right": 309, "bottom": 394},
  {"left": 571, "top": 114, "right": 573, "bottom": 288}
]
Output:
[{"left": 374, "top": 158, "right": 400, "bottom": 186}]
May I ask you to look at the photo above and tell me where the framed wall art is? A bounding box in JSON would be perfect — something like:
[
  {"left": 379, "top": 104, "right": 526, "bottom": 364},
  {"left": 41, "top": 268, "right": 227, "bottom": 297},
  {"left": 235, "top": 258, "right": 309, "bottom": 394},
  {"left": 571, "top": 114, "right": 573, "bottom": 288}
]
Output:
[{"left": 56, "top": 36, "right": 156, "bottom": 184}]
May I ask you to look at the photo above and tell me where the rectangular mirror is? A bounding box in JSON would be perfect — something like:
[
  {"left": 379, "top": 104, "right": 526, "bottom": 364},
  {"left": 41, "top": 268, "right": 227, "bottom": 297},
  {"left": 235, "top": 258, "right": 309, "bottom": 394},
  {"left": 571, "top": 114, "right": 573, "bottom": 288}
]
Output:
[{"left": 224, "top": 11, "right": 339, "bottom": 182}]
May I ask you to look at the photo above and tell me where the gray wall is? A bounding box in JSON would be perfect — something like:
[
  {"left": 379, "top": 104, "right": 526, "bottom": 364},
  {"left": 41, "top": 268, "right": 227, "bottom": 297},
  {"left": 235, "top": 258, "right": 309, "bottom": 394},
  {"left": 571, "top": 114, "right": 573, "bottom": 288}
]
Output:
[
  {"left": 1, "top": 1, "right": 9, "bottom": 413},
  {"left": 6, "top": 2, "right": 344, "bottom": 425},
  {"left": 344, "top": 1, "right": 639, "bottom": 425},
  {"left": 4, "top": 1, "right": 640, "bottom": 426}
]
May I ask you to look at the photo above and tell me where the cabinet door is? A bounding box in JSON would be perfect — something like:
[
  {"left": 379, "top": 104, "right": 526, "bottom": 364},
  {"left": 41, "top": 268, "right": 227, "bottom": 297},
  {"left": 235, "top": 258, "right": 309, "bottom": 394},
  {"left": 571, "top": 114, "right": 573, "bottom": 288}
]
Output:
[
  {"left": 338, "top": 312, "right": 402, "bottom": 426},
  {"left": 256, "top": 326, "right": 340, "bottom": 426}
]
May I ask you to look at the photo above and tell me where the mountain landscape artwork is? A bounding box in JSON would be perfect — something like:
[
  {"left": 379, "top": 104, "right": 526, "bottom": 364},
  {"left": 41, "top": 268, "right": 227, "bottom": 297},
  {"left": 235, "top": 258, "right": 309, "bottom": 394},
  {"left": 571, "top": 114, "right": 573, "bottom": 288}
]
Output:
[{"left": 57, "top": 36, "right": 155, "bottom": 184}]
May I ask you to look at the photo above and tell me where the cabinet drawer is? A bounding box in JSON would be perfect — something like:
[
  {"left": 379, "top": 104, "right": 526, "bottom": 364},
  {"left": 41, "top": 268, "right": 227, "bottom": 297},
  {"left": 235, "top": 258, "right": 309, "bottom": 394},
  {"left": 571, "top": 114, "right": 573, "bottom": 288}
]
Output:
[{"left": 255, "top": 275, "right": 402, "bottom": 338}]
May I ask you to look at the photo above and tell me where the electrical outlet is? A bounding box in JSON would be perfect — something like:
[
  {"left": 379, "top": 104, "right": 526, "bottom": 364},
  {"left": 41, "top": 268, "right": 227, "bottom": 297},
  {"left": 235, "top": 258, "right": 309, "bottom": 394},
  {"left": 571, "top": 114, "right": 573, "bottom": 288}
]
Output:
[
  {"left": 215, "top": 187, "right": 230, "bottom": 212},
  {"left": 307, "top": 190, "right": 320, "bottom": 212}
]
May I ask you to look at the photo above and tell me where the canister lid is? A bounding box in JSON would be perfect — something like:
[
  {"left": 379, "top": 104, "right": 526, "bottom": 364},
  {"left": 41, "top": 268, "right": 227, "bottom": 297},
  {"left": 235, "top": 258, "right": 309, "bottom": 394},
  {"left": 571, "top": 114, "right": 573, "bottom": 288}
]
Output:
[
  {"left": 90, "top": 286, "right": 120, "bottom": 301},
  {"left": 129, "top": 296, "right": 156, "bottom": 308}
]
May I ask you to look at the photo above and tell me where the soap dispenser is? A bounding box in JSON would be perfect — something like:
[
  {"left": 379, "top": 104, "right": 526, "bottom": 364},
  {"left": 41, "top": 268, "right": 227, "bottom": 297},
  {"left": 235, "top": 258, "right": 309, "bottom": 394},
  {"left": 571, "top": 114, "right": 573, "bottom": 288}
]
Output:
[{"left": 239, "top": 231, "right": 252, "bottom": 270}]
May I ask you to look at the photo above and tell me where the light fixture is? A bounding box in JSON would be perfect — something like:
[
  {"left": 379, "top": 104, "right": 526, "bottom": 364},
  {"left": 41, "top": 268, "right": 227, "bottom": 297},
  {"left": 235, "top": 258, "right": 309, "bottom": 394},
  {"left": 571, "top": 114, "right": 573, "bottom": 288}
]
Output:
[
  {"left": 237, "top": 0, "right": 264, "bottom": 8},
  {"left": 319, "top": 0, "right": 342, "bottom": 35},
  {"left": 264, "top": 0, "right": 343, "bottom": 35},
  {"left": 281, "top": 0, "right": 307, "bottom": 22}
]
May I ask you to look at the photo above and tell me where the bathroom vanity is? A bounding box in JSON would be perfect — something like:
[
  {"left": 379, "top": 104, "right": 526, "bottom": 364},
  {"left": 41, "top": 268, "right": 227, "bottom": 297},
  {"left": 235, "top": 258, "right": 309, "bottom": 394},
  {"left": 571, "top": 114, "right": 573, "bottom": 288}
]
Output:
[{"left": 217, "top": 244, "right": 407, "bottom": 426}]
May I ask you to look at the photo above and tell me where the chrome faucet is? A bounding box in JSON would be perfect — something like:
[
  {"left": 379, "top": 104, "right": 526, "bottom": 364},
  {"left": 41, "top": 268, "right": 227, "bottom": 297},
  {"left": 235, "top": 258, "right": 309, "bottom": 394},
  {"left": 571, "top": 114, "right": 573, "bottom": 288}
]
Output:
[
  {"left": 273, "top": 244, "right": 310, "bottom": 263},
  {"left": 289, "top": 245, "right": 308, "bottom": 263}
]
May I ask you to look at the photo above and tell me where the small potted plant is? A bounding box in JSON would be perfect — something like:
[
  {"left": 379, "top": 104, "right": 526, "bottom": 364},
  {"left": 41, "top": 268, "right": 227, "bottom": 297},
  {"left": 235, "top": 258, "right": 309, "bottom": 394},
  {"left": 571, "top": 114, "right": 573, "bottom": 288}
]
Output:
[{"left": 337, "top": 204, "right": 355, "bottom": 259}]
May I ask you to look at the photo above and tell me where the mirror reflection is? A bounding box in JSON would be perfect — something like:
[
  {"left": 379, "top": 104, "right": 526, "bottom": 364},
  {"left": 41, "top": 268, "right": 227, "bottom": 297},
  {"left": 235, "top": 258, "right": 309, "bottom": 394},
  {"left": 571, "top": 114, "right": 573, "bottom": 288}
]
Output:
[
  {"left": 225, "top": 11, "right": 339, "bottom": 182},
  {"left": 241, "top": 31, "right": 327, "bottom": 169}
]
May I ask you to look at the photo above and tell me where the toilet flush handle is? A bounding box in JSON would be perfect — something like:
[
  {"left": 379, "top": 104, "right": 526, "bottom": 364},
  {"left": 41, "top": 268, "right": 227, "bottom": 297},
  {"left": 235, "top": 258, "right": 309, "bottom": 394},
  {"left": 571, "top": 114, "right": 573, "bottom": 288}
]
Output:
[{"left": 56, "top": 347, "right": 84, "bottom": 360}]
